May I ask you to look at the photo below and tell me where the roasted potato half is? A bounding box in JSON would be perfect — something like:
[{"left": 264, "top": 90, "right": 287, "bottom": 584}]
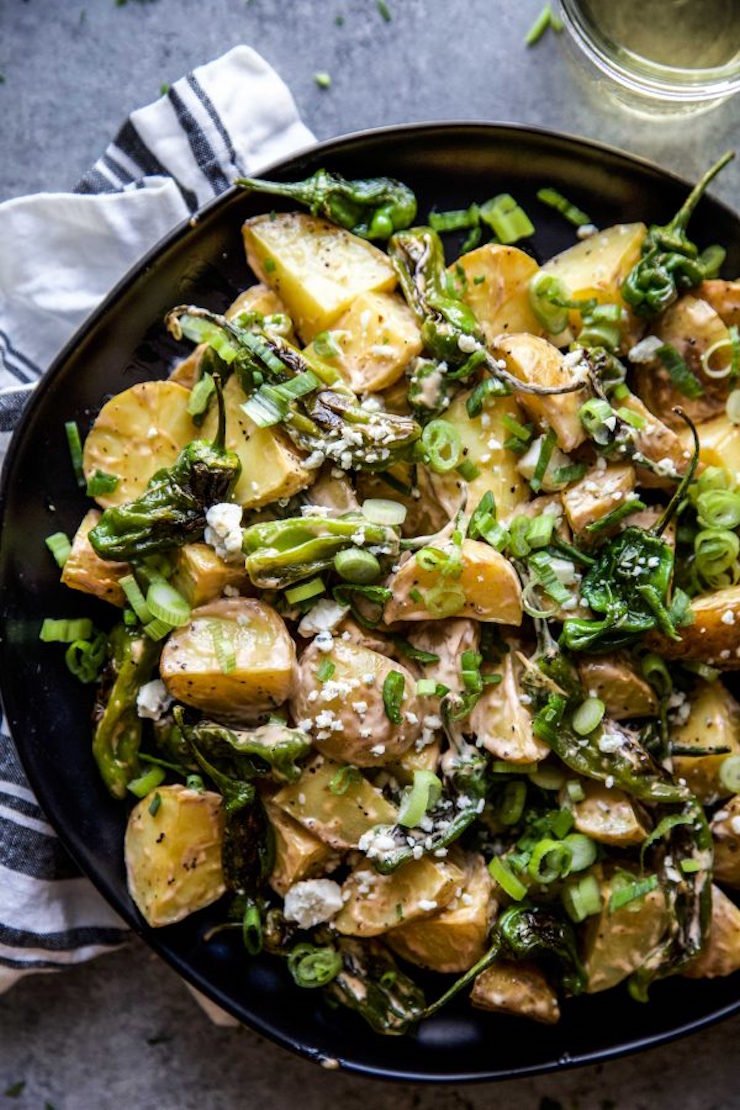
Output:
[
  {"left": 82, "top": 380, "right": 196, "bottom": 508},
  {"left": 170, "top": 542, "right": 252, "bottom": 607},
  {"left": 61, "top": 509, "right": 130, "bottom": 607},
  {"left": 242, "top": 211, "right": 396, "bottom": 342},
  {"left": 264, "top": 796, "right": 338, "bottom": 896},
  {"left": 125, "top": 785, "right": 225, "bottom": 927},
  {"left": 160, "top": 598, "right": 296, "bottom": 720},
  {"left": 670, "top": 680, "right": 740, "bottom": 803},
  {"left": 471, "top": 960, "right": 560, "bottom": 1024},
  {"left": 710, "top": 796, "right": 740, "bottom": 888},
  {"left": 646, "top": 586, "right": 740, "bottom": 668},
  {"left": 682, "top": 885, "right": 740, "bottom": 979},
  {"left": 334, "top": 855, "right": 463, "bottom": 938},
  {"left": 451, "top": 242, "right": 544, "bottom": 342},
  {"left": 583, "top": 868, "right": 668, "bottom": 993}
]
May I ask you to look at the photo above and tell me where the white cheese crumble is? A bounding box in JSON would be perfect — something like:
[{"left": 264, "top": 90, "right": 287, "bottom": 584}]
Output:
[
  {"left": 136, "top": 679, "right": 173, "bottom": 721},
  {"left": 204, "top": 502, "right": 244, "bottom": 563},
  {"left": 283, "top": 879, "right": 344, "bottom": 928},
  {"left": 598, "top": 731, "right": 623, "bottom": 754},
  {"left": 297, "top": 599, "right": 349, "bottom": 637},
  {"left": 628, "top": 335, "right": 664, "bottom": 364},
  {"left": 731, "top": 816, "right": 740, "bottom": 835}
]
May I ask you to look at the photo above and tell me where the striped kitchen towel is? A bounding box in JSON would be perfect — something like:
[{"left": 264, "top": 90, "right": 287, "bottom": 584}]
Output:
[{"left": 0, "top": 44, "right": 314, "bottom": 992}]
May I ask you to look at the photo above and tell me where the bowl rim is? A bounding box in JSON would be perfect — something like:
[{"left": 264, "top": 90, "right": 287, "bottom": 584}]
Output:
[{"left": 2, "top": 119, "right": 739, "bottom": 1083}]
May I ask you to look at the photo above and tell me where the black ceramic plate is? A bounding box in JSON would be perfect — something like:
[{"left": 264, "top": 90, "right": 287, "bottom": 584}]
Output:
[{"left": 1, "top": 123, "right": 739, "bottom": 1082}]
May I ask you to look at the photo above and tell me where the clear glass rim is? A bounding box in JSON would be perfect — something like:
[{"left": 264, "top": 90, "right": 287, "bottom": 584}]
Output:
[{"left": 560, "top": 0, "right": 740, "bottom": 102}]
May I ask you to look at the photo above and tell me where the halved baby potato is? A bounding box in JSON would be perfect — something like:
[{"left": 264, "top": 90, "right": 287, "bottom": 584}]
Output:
[
  {"left": 170, "top": 543, "right": 252, "bottom": 608},
  {"left": 242, "top": 211, "right": 396, "bottom": 342},
  {"left": 469, "top": 648, "right": 549, "bottom": 764},
  {"left": 646, "top": 587, "right": 740, "bottom": 669},
  {"left": 334, "top": 854, "right": 463, "bottom": 938},
  {"left": 61, "top": 509, "right": 130, "bottom": 606},
  {"left": 303, "top": 290, "right": 422, "bottom": 394},
  {"left": 290, "top": 639, "right": 422, "bottom": 766},
  {"left": 710, "top": 796, "right": 740, "bottom": 888},
  {"left": 681, "top": 413, "right": 740, "bottom": 475},
  {"left": 577, "top": 654, "right": 659, "bottom": 720},
  {"left": 698, "top": 279, "right": 740, "bottom": 327},
  {"left": 491, "top": 333, "right": 589, "bottom": 452},
  {"left": 383, "top": 539, "right": 523, "bottom": 625},
  {"left": 471, "top": 960, "right": 560, "bottom": 1024},
  {"left": 559, "top": 779, "right": 650, "bottom": 847},
  {"left": 160, "top": 598, "right": 296, "bottom": 721},
  {"left": 82, "top": 380, "right": 196, "bottom": 508},
  {"left": 387, "top": 852, "right": 494, "bottom": 973},
  {"left": 125, "top": 784, "right": 225, "bottom": 927},
  {"left": 561, "top": 464, "right": 637, "bottom": 539},
  {"left": 451, "top": 242, "right": 544, "bottom": 342},
  {"left": 670, "top": 680, "right": 740, "bottom": 803},
  {"left": 583, "top": 868, "right": 667, "bottom": 993},
  {"left": 201, "top": 374, "right": 313, "bottom": 509},
  {"left": 263, "top": 796, "right": 338, "bottom": 896},
  {"left": 272, "top": 757, "right": 397, "bottom": 850},
  {"left": 682, "top": 885, "right": 740, "bottom": 979}
]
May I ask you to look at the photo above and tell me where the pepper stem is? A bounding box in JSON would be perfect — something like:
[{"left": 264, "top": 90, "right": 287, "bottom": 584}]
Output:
[
  {"left": 419, "top": 937, "right": 502, "bottom": 1021},
  {"left": 653, "top": 408, "right": 700, "bottom": 537},
  {"left": 235, "top": 176, "right": 313, "bottom": 205},
  {"left": 668, "top": 151, "right": 734, "bottom": 234}
]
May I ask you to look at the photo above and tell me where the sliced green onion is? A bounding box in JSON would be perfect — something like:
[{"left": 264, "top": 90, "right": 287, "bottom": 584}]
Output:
[
  {"left": 528, "top": 549, "right": 571, "bottom": 604},
  {"left": 525, "top": 2, "right": 561, "bottom": 44},
  {"left": 312, "top": 330, "right": 343, "bottom": 359},
  {"left": 361, "top": 498, "right": 407, "bottom": 526},
  {"left": 466, "top": 376, "right": 508, "bottom": 418},
  {"left": 45, "top": 532, "right": 72, "bottom": 568},
  {"left": 566, "top": 779, "right": 586, "bottom": 803},
  {"left": 488, "top": 856, "right": 527, "bottom": 900},
  {"left": 334, "top": 546, "right": 381, "bottom": 584},
  {"left": 210, "top": 621, "right": 237, "bottom": 674},
  {"left": 562, "top": 833, "right": 597, "bottom": 872},
  {"left": 382, "top": 670, "right": 405, "bottom": 725},
  {"left": 461, "top": 225, "right": 482, "bottom": 253},
  {"left": 127, "top": 765, "right": 166, "bottom": 799},
  {"left": 579, "top": 397, "right": 615, "bottom": 445},
  {"left": 313, "top": 72, "right": 332, "bottom": 90},
  {"left": 457, "top": 459, "right": 480, "bottom": 482},
  {"left": 528, "top": 764, "right": 566, "bottom": 791},
  {"left": 508, "top": 515, "right": 533, "bottom": 559},
  {"left": 536, "top": 186, "right": 591, "bottom": 227},
  {"left": 499, "top": 780, "right": 527, "bottom": 825},
  {"left": 187, "top": 372, "right": 216, "bottom": 418},
  {"left": 39, "top": 617, "right": 93, "bottom": 643},
  {"left": 429, "top": 204, "right": 479, "bottom": 233},
  {"left": 528, "top": 272, "right": 569, "bottom": 334},
  {"left": 120, "top": 575, "right": 153, "bottom": 624},
  {"left": 526, "top": 515, "right": 556, "bottom": 550},
  {"left": 577, "top": 303, "right": 622, "bottom": 352},
  {"left": 680, "top": 859, "right": 701, "bottom": 874},
  {"left": 553, "top": 463, "right": 588, "bottom": 485},
  {"left": 288, "top": 943, "right": 342, "bottom": 988},
  {"left": 696, "top": 489, "right": 740, "bottom": 530},
  {"left": 530, "top": 428, "right": 557, "bottom": 492},
  {"left": 421, "top": 419, "right": 462, "bottom": 473},
  {"left": 86, "top": 470, "right": 120, "bottom": 497},
  {"left": 285, "top": 577, "right": 325, "bottom": 604},
  {"left": 701, "top": 333, "right": 738, "bottom": 379},
  {"left": 241, "top": 386, "right": 287, "bottom": 428},
  {"left": 572, "top": 697, "right": 606, "bottom": 736},
  {"left": 146, "top": 578, "right": 191, "bottom": 628},
  {"left": 502, "top": 412, "right": 535, "bottom": 451},
  {"left": 393, "top": 638, "right": 439, "bottom": 665},
  {"left": 699, "top": 243, "right": 726, "bottom": 279},
  {"left": 329, "top": 765, "right": 362, "bottom": 795},
  {"left": 398, "top": 769, "right": 442, "bottom": 828},
  {"left": 694, "top": 528, "right": 739, "bottom": 587},
  {"left": 719, "top": 754, "right": 740, "bottom": 794},
  {"left": 585, "top": 498, "right": 646, "bottom": 534},
  {"left": 491, "top": 760, "right": 539, "bottom": 775},
  {"left": 609, "top": 874, "right": 658, "bottom": 913},
  {"left": 480, "top": 194, "right": 534, "bottom": 244},
  {"left": 641, "top": 653, "right": 672, "bottom": 697},
  {"left": 274, "top": 371, "right": 321, "bottom": 401},
  {"left": 424, "top": 583, "right": 465, "bottom": 617},
  {"left": 143, "top": 618, "right": 174, "bottom": 642},
  {"left": 65, "top": 420, "right": 85, "bottom": 488},
  {"left": 656, "top": 343, "right": 704, "bottom": 400},
  {"left": 186, "top": 774, "right": 205, "bottom": 792},
  {"left": 416, "top": 678, "right": 438, "bottom": 696},
  {"left": 528, "top": 838, "right": 573, "bottom": 884},
  {"left": 64, "top": 631, "right": 106, "bottom": 684},
  {"left": 562, "top": 874, "right": 601, "bottom": 922},
  {"left": 616, "top": 405, "right": 646, "bottom": 429},
  {"left": 316, "top": 659, "right": 336, "bottom": 683},
  {"left": 148, "top": 792, "right": 162, "bottom": 816},
  {"left": 468, "top": 491, "right": 509, "bottom": 552}
]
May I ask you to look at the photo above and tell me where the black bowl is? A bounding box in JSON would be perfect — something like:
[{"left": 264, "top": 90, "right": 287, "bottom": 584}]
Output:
[{"left": 1, "top": 123, "right": 738, "bottom": 1082}]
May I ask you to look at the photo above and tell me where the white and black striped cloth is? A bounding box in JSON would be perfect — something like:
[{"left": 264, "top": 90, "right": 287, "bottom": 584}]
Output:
[{"left": 0, "top": 45, "right": 314, "bottom": 992}]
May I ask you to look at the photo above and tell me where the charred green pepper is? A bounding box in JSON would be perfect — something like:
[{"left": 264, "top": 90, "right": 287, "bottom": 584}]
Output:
[
  {"left": 89, "top": 378, "right": 240, "bottom": 561},
  {"left": 235, "top": 169, "right": 417, "bottom": 240}
]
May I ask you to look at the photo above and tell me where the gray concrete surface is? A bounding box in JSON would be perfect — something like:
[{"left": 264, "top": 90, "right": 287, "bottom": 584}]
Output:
[{"left": 1, "top": 0, "right": 739, "bottom": 1106}]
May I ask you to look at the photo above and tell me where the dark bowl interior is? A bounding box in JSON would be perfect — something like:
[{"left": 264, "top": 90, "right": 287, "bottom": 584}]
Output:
[{"left": 1, "top": 123, "right": 739, "bottom": 1082}]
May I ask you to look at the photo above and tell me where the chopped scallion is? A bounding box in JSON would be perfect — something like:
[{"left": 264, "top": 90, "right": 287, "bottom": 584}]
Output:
[{"left": 45, "top": 531, "right": 72, "bottom": 567}]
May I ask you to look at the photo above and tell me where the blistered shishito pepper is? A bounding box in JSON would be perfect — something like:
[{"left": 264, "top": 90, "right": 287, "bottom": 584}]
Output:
[
  {"left": 389, "top": 227, "right": 583, "bottom": 397},
  {"left": 621, "top": 152, "right": 734, "bottom": 318},
  {"left": 167, "top": 305, "right": 421, "bottom": 471},
  {"left": 236, "top": 169, "right": 418, "bottom": 240},
  {"left": 89, "top": 378, "right": 240, "bottom": 561},
  {"left": 92, "top": 624, "right": 160, "bottom": 799},
  {"left": 422, "top": 904, "right": 586, "bottom": 1019}
]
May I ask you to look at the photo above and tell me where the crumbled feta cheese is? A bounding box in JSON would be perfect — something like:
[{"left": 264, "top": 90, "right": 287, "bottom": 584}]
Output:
[
  {"left": 136, "top": 679, "right": 172, "bottom": 721},
  {"left": 204, "top": 502, "right": 243, "bottom": 563},
  {"left": 598, "top": 731, "right": 623, "bottom": 754},
  {"left": 418, "top": 899, "right": 438, "bottom": 912},
  {"left": 313, "top": 630, "right": 334, "bottom": 653},
  {"left": 297, "top": 599, "right": 349, "bottom": 638},
  {"left": 457, "top": 333, "right": 479, "bottom": 353},
  {"left": 731, "top": 816, "right": 740, "bottom": 835},
  {"left": 721, "top": 609, "right": 736, "bottom": 626},
  {"left": 370, "top": 743, "right": 386, "bottom": 756},
  {"left": 628, "top": 335, "right": 663, "bottom": 364},
  {"left": 576, "top": 223, "right": 598, "bottom": 240},
  {"left": 283, "top": 879, "right": 343, "bottom": 928}
]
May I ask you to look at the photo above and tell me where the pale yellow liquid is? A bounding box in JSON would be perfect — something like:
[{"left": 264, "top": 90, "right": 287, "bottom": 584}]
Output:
[{"left": 578, "top": 0, "right": 740, "bottom": 71}]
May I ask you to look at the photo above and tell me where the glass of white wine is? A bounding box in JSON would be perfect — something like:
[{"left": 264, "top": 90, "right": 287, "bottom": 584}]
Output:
[{"left": 559, "top": 0, "right": 740, "bottom": 115}]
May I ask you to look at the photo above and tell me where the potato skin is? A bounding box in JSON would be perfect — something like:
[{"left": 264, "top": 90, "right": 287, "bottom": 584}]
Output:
[
  {"left": 125, "top": 785, "right": 225, "bottom": 927},
  {"left": 710, "top": 796, "right": 740, "bottom": 888},
  {"left": 61, "top": 509, "right": 130, "bottom": 607},
  {"left": 699, "top": 279, "right": 740, "bottom": 327},
  {"left": 492, "top": 333, "right": 588, "bottom": 452},
  {"left": 451, "top": 242, "right": 544, "bottom": 342},
  {"left": 471, "top": 960, "right": 560, "bottom": 1024},
  {"left": 583, "top": 870, "right": 667, "bottom": 993},
  {"left": 577, "top": 655, "right": 658, "bottom": 720},
  {"left": 160, "top": 598, "right": 296, "bottom": 721},
  {"left": 263, "top": 796, "right": 337, "bottom": 896},
  {"left": 290, "top": 639, "right": 421, "bottom": 766},
  {"left": 334, "top": 855, "right": 463, "bottom": 938},
  {"left": 670, "top": 680, "right": 740, "bottom": 803},
  {"left": 559, "top": 779, "right": 650, "bottom": 847},
  {"left": 645, "top": 586, "right": 740, "bottom": 669},
  {"left": 682, "top": 885, "right": 740, "bottom": 979}
]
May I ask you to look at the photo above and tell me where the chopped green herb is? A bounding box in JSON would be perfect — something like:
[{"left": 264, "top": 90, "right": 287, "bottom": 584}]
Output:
[
  {"left": 148, "top": 791, "right": 162, "bottom": 816},
  {"left": 86, "top": 469, "right": 120, "bottom": 497},
  {"left": 537, "top": 186, "right": 591, "bottom": 228},
  {"left": 159, "top": 82, "right": 170, "bottom": 95},
  {"left": 382, "top": 669, "right": 405, "bottom": 724},
  {"left": 525, "top": 3, "right": 562, "bottom": 46},
  {"left": 656, "top": 343, "right": 704, "bottom": 399},
  {"left": 316, "top": 659, "right": 336, "bottom": 683},
  {"left": 263, "top": 256, "right": 277, "bottom": 272},
  {"left": 377, "top": 0, "right": 392, "bottom": 21},
  {"left": 314, "top": 71, "right": 332, "bottom": 89},
  {"left": 3, "top": 1082, "right": 25, "bottom": 1098}
]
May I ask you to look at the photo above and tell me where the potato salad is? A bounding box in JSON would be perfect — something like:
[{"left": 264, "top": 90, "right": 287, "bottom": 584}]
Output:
[{"left": 43, "top": 156, "right": 740, "bottom": 1034}]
